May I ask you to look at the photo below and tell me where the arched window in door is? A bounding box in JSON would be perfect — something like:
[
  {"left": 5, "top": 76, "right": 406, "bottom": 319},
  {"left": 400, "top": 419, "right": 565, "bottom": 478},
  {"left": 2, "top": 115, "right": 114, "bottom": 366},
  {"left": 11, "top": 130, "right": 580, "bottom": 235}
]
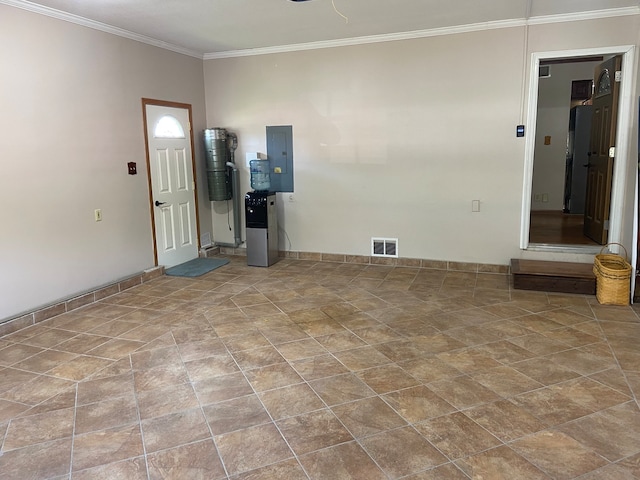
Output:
[{"left": 154, "top": 115, "right": 185, "bottom": 139}]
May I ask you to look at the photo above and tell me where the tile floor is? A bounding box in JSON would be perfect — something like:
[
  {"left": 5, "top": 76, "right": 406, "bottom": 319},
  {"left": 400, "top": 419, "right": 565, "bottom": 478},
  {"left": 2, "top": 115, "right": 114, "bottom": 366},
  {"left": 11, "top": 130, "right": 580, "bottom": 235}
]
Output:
[{"left": 1, "top": 257, "right": 639, "bottom": 479}]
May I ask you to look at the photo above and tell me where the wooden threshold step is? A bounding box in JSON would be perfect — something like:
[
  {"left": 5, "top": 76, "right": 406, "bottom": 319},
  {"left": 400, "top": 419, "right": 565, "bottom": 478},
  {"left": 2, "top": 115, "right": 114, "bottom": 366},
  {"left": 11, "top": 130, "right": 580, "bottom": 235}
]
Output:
[{"left": 511, "top": 259, "right": 596, "bottom": 295}]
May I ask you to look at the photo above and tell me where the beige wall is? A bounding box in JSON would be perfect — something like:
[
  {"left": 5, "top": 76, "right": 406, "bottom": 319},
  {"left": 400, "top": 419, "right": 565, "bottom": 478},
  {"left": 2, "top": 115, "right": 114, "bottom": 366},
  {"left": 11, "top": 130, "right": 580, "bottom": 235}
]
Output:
[
  {"left": 205, "top": 28, "right": 528, "bottom": 264},
  {"left": 0, "top": 5, "right": 208, "bottom": 319},
  {"left": 204, "top": 15, "right": 639, "bottom": 265}
]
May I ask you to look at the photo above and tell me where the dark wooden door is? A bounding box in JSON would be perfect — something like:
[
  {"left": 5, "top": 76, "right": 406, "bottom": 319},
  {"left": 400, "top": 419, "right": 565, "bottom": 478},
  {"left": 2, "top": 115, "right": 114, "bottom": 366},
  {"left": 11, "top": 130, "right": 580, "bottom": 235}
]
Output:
[{"left": 583, "top": 56, "right": 622, "bottom": 244}]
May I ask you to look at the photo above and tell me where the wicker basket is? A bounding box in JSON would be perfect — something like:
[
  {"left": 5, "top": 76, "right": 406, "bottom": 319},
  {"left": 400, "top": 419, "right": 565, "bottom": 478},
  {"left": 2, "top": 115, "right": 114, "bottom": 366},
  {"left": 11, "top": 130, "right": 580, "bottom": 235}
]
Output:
[{"left": 593, "top": 243, "right": 632, "bottom": 305}]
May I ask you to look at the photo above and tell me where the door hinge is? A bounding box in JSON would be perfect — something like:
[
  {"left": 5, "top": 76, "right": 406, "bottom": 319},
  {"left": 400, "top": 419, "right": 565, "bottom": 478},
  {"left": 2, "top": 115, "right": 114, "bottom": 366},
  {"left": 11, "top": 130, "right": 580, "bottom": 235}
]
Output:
[
  {"left": 615, "top": 70, "right": 622, "bottom": 82},
  {"left": 609, "top": 146, "right": 615, "bottom": 158},
  {"left": 604, "top": 220, "right": 610, "bottom": 230},
  {"left": 192, "top": 181, "right": 196, "bottom": 190}
]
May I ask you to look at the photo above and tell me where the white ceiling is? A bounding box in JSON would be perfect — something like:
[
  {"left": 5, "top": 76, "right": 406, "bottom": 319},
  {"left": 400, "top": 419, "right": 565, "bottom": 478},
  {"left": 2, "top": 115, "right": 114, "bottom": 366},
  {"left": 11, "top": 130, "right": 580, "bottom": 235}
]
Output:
[{"left": 6, "top": 0, "right": 640, "bottom": 57}]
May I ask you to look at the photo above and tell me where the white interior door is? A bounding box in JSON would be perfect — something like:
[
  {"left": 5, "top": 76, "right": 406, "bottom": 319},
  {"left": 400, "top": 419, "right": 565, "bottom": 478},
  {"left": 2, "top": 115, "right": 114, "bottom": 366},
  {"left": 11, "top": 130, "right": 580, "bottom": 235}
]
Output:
[{"left": 145, "top": 104, "right": 198, "bottom": 267}]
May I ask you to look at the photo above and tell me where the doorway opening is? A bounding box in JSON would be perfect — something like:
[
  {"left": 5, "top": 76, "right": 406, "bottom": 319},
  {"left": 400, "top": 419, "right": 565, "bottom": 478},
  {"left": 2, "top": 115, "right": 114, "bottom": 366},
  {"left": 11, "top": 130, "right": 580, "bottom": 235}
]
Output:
[{"left": 520, "top": 46, "right": 636, "bottom": 252}]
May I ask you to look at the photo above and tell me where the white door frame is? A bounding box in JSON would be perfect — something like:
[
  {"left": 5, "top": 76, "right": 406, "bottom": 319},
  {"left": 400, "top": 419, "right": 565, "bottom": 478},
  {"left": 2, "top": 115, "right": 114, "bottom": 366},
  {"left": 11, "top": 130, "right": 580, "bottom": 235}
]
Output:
[
  {"left": 142, "top": 98, "right": 201, "bottom": 266},
  {"left": 520, "top": 45, "right": 636, "bottom": 250}
]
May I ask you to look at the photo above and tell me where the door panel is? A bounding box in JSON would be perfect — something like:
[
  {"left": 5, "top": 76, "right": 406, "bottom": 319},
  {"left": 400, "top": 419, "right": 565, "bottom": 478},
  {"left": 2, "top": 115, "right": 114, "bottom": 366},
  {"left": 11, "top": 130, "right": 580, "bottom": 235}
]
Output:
[
  {"left": 145, "top": 104, "right": 199, "bottom": 267},
  {"left": 583, "top": 56, "right": 621, "bottom": 244}
]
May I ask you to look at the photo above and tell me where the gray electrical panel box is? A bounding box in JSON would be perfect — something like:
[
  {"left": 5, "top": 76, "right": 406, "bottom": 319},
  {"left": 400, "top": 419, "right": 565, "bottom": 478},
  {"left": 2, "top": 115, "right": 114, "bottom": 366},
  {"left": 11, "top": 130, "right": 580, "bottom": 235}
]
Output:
[{"left": 266, "top": 125, "right": 294, "bottom": 193}]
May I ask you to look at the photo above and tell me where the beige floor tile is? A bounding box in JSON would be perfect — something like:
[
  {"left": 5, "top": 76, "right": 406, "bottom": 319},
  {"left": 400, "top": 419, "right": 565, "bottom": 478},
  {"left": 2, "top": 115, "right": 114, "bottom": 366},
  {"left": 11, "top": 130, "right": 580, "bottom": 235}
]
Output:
[
  {"left": 176, "top": 337, "right": 227, "bottom": 362},
  {"left": 3, "top": 407, "right": 74, "bottom": 450},
  {"left": 75, "top": 395, "right": 138, "bottom": 434},
  {"left": 333, "top": 345, "right": 393, "bottom": 370},
  {"left": 203, "top": 394, "right": 270, "bottom": 434},
  {"left": 426, "top": 376, "right": 500, "bottom": 409},
  {"left": 215, "top": 423, "right": 293, "bottom": 476},
  {"left": 299, "top": 441, "right": 387, "bottom": 480},
  {"left": 141, "top": 407, "right": 211, "bottom": 453},
  {"left": 558, "top": 402, "right": 640, "bottom": 461},
  {"left": 0, "top": 438, "right": 72, "bottom": 479},
  {"left": 136, "top": 383, "right": 199, "bottom": 420},
  {"left": 382, "top": 385, "right": 455, "bottom": 423},
  {"left": 0, "top": 343, "right": 45, "bottom": 366},
  {"left": 332, "top": 396, "right": 407, "bottom": 438},
  {"left": 455, "top": 445, "right": 549, "bottom": 479},
  {"left": 356, "top": 364, "right": 420, "bottom": 394},
  {"left": 3, "top": 374, "right": 75, "bottom": 406},
  {"left": 1, "top": 256, "right": 638, "bottom": 480},
  {"left": 308, "top": 373, "right": 376, "bottom": 406},
  {"left": 258, "top": 383, "right": 324, "bottom": 420},
  {"left": 465, "top": 399, "right": 546, "bottom": 442},
  {"left": 72, "top": 424, "right": 144, "bottom": 472},
  {"left": 231, "top": 458, "right": 307, "bottom": 480},
  {"left": 193, "top": 372, "right": 254, "bottom": 405},
  {"left": 133, "top": 363, "right": 190, "bottom": 392},
  {"left": 76, "top": 372, "right": 134, "bottom": 405},
  {"left": 361, "top": 426, "right": 447, "bottom": 477},
  {"left": 511, "top": 387, "right": 593, "bottom": 427},
  {"left": 147, "top": 441, "right": 226, "bottom": 480},
  {"left": 184, "top": 353, "right": 239, "bottom": 382},
  {"left": 273, "top": 337, "right": 327, "bottom": 361},
  {"left": 290, "top": 353, "right": 350, "bottom": 380},
  {"left": 471, "top": 365, "right": 544, "bottom": 398},
  {"left": 415, "top": 411, "right": 502, "bottom": 460},
  {"left": 244, "top": 362, "right": 303, "bottom": 391},
  {"left": 48, "top": 355, "right": 114, "bottom": 381},
  {"left": 277, "top": 409, "right": 353, "bottom": 455},
  {"left": 232, "top": 345, "right": 285, "bottom": 370},
  {"left": 511, "top": 430, "right": 608, "bottom": 478},
  {"left": 73, "top": 456, "right": 148, "bottom": 480}
]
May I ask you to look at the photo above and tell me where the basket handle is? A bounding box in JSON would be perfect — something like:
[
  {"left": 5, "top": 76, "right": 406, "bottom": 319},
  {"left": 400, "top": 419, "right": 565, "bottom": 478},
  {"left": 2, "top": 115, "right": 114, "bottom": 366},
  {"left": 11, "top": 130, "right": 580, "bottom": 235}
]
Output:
[{"left": 599, "top": 242, "right": 629, "bottom": 260}]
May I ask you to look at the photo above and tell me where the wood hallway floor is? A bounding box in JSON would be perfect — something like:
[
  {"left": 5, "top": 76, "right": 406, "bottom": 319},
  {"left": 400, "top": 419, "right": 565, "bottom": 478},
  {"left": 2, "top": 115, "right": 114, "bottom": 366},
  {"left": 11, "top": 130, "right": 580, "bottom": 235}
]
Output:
[{"left": 529, "top": 211, "right": 600, "bottom": 246}]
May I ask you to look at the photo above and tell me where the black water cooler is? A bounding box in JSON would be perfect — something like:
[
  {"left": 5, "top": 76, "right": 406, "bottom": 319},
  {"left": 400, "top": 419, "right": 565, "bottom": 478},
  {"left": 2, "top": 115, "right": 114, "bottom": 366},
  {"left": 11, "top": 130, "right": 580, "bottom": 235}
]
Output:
[{"left": 245, "top": 192, "right": 279, "bottom": 267}]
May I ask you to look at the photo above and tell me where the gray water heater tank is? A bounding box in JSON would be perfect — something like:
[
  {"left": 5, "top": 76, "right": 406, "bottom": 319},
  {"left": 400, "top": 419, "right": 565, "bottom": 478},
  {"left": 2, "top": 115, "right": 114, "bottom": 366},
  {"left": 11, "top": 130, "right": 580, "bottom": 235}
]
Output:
[{"left": 203, "top": 128, "right": 231, "bottom": 201}]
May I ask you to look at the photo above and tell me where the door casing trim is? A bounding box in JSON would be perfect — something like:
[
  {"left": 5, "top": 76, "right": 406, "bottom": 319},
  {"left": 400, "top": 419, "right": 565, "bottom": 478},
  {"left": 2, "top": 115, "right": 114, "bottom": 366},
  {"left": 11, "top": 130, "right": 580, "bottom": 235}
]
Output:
[
  {"left": 520, "top": 45, "right": 636, "bottom": 250},
  {"left": 141, "top": 98, "right": 201, "bottom": 266}
]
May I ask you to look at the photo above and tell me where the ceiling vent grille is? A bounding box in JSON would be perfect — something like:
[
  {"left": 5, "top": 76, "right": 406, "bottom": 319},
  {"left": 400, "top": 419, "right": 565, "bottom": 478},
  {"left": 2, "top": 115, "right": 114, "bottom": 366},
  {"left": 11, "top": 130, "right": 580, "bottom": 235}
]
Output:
[
  {"left": 539, "top": 65, "right": 551, "bottom": 78},
  {"left": 371, "top": 237, "right": 398, "bottom": 258}
]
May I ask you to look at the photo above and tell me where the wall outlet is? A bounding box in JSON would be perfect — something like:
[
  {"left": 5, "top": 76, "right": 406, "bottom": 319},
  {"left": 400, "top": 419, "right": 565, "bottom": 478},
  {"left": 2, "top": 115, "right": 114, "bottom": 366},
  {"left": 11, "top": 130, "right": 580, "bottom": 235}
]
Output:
[
  {"left": 94, "top": 209, "right": 102, "bottom": 222},
  {"left": 471, "top": 200, "right": 480, "bottom": 212}
]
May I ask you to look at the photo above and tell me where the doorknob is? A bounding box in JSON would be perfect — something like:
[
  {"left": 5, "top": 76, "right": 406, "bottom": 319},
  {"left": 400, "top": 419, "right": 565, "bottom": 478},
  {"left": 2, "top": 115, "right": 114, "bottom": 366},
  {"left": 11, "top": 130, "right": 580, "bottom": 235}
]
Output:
[{"left": 155, "top": 200, "right": 166, "bottom": 207}]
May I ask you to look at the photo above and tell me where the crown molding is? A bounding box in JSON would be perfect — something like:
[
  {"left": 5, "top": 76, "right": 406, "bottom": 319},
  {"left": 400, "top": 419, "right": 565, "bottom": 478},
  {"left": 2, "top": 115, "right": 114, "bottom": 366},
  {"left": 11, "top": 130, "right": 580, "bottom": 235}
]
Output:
[
  {"left": 527, "top": 6, "right": 639, "bottom": 25},
  {"left": 204, "top": 6, "right": 640, "bottom": 60},
  {"left": 2, "top": 0, "right": 637, "bottom": 61},
  {"left": 0, "top": 0, "right": 204, "bottom": 59},
  {"left": 204, "top": 19, "right": 526, "bottom": 60},
  {"left": 204, "top": 20, "right": 525, "bottom": 60}
]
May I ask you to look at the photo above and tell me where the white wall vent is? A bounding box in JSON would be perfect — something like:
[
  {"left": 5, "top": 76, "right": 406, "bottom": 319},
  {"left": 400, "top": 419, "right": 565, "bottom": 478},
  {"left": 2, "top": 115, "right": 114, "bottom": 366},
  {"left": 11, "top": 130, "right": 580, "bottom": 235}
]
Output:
[
  {"left": 371, "top": 237, "right": 398, "bottom": 258},
  {"left": 200, "top": 232, "right": 212, "bottom": 248},
  {"left": 539, "top": 65, "right": 551, "bottom": 78}
]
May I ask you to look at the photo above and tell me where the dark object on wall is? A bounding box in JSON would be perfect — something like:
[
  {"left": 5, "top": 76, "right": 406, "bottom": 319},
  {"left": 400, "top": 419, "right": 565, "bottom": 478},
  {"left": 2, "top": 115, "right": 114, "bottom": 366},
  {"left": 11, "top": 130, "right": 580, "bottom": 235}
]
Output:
[
  {"left": 571, "top": 79, "right": 593, "bottom": 101},
  {"left": 127, "top": 162, "right": 137, "bottom": 175},
  {"left": 563, "top": 105, "right": 592, "bottom": 214},
  {"left": 266, "top": 125, "right": 294, "bottom": 193}
]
